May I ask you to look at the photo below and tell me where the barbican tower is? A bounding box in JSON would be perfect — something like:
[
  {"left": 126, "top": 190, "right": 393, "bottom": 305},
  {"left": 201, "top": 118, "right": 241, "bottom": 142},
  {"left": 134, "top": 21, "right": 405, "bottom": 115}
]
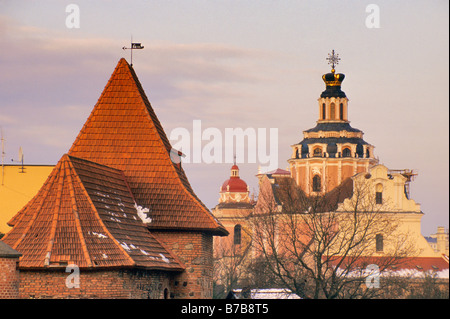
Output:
[{"left": 288, "top": 51, "right": 378, "bottom": 195}]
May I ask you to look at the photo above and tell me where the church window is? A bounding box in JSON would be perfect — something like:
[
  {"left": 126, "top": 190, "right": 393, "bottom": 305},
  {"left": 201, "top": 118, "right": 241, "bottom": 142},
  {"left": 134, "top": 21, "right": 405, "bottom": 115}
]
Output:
[
  {"left": 330, "top": 103, "right": 335, "bottom": 119},
  {"left": 356, "top": 144, "right": 364, "bottom": 158},
  {"left": 340, "top": 103, "right": 344, "bottom": 120},
  {"left": 312, "top": 175, "right": 321, "bottom": 192},
  {"left": 342, "top": 147, "right": 351, "bottom": 158},
  {"left": 313, "top": 147, "right": 322, "bottom": 157},
  {"left": 376, "top": 184, "right": 383, "bottom": 204},
  {"left": 327, "top": 143, "right": 337, "bottom": 158},
  {"left": 234, "top": 225, "right": 242, "bottom": 245},
  {"left": 322, "top": 103, "right": 326, "bottom": 120},
  {"left": 376, "top": 234, "right": 384, "bottom": 252}
]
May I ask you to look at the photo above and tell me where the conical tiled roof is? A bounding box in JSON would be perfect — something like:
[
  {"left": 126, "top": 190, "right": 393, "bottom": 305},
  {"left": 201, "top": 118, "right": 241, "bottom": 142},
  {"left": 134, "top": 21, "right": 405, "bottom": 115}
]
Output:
[
  {"left": 68, "top": 58, "right": 226, "bottom": 235},
  {"left": 3, "top": 154, "right": 184, "bottom": 270}
]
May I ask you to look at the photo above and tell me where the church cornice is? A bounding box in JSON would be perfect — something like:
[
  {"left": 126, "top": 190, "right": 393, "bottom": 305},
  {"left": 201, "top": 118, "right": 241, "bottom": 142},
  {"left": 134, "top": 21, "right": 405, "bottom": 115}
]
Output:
[
  {"left": 303, "top": 130, "right": 363, "bottom": 140},
  {"left": 287, "top": 157, "right": 378, "bottom": 165}
]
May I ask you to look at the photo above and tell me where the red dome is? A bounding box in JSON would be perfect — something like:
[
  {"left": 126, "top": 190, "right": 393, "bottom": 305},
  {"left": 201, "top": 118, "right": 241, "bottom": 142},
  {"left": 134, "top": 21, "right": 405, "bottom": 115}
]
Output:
[
  {"left": 221, "top": 177, "right": 248, "bottom": 193},
  {"left": 220, "top": 164, "right": 248, "bottom": 193}
]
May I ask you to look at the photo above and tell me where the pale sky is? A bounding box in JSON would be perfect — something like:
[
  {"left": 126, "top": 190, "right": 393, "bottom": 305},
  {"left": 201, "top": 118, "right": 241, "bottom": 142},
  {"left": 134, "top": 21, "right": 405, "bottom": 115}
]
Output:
[{"left": 0, "top": 0, "right": 448, "bottom": 235}]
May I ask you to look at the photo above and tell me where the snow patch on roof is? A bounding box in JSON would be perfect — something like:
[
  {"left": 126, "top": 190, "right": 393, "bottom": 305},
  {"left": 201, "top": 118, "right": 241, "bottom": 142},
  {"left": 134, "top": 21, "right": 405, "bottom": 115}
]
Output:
[
  {"left": 384, "top": 268, "right": 449, "bottom": 279},
  {"left": 134, "top": 203, "right": 152, "bottom": 223},
  {"left": 232, "top": 288, "right": 301, "bottom": 299},
  {"left": 337, "top": 266, "right": 449, "bottom": 279},
  {"left": 89, "top": 231, "right": 108, "bottom": 239},
  {"left": 120, "top": 242, "right": 131, "bottom": 251},
  {"left": 159, "top": 253, "right": 170, "bottom": 263},
  {"left": 95, "top": 192, "right": 110, "bottom": 198}
]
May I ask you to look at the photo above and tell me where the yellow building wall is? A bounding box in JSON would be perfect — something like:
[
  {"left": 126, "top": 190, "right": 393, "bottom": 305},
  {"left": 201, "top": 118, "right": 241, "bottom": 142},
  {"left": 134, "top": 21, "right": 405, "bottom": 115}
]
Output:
[
  {"left": 212, "top": 206, "right": 253, "bottom": 257},
  {"left": 326, "top": 165, "right": 339, "bottom": 191},
  {"left": 337, "top": 164, "right": 438, "bottom": 258},
  {"left": 0, "top": 165, "right": 54, "bottom": 234},
  {"left": 393, "top": 212, "right": 438, "bottom": 257}
]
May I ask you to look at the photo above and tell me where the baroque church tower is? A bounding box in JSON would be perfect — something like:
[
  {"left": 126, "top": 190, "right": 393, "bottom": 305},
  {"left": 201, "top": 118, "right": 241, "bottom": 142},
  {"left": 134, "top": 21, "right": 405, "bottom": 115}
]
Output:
[
  {"left": 288, "top": 51, "right": 378, "bottom": 195},
  {"left": 211, "top": 52, "right": 445, "bottom": 296},
  {"left": 212, "top": 164, "right": 254, "bottom": 261}
]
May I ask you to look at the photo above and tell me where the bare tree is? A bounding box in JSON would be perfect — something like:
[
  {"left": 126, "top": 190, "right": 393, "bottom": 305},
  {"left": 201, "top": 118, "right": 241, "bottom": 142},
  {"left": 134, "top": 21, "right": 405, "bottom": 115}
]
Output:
[
  {"left": 406, "top": 273, "right": 449, "bottom": 299},
  {"left": 213, "top": 225, "right": 253, "bottom": 298},
  {"left": 245, "top": 176, "right": 418, "bottom": 299}
]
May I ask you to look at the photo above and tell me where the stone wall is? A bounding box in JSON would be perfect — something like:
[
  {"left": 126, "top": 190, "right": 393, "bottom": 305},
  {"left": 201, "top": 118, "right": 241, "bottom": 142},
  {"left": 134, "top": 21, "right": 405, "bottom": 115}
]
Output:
[
  {"left": 0, "top": 257, "right": 20, "bottom": 299},
  {"left": 17, "top": 268, "right": 173, "bottom": 299},
  {"left": 156, "top": 231, "right": 214, "bottom": 299}
]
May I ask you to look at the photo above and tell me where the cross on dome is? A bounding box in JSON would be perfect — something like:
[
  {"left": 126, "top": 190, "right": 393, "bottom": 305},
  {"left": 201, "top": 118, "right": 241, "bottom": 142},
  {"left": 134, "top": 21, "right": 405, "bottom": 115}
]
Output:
[{"left": 326, "top": 50, "right": 341, "bottom": 73}]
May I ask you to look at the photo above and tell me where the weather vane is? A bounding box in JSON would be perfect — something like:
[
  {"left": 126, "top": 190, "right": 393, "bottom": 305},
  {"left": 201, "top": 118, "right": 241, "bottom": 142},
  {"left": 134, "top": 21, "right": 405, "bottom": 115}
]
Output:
[
  {"left": 122, "top": 36, "right": 144, "bottom": 67},
  {"left": 326, "top": 50, "right": 340, "bottom": 72}
]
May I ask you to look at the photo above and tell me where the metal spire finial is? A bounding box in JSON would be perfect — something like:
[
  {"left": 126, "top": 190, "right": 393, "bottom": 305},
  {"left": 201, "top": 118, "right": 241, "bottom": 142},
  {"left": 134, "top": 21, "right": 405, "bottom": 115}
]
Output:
[
  {"left": 122, "top": 36, "right": 144, "bottom": 67},
  {"left": 326, "top": 50, "right": 341, "bottom": 72}
]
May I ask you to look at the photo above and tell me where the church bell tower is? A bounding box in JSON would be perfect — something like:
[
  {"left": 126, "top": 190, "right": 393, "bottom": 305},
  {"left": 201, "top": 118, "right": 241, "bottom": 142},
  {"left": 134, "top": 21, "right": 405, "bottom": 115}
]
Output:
[{"left": 288, "top": 51, "right": 378, "bottom": 195}]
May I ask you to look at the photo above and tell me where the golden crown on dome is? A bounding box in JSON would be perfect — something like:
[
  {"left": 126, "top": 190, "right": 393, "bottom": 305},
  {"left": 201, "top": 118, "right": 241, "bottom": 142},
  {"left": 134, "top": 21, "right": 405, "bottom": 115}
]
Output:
[{"left": 322, "top": 50, "right": 345, "bottom": 87}]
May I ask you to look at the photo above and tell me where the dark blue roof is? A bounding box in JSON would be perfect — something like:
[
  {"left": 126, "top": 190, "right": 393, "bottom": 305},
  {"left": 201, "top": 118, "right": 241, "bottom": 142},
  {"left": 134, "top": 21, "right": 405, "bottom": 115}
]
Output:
[
  {"left": 298, "top": 136, "right": 369, "bottom": 146},
  {"left": 299, "top": 123, "right": 369, "bottom": 152},
  {"left": 294, "top": 135, "right": 370, "bottom": 159},
  {"left": 304, "top": 122, "right": 362, "bottom": 133},
  {"left": 320, "top": 86, "right": 347, "bottom": 98}
]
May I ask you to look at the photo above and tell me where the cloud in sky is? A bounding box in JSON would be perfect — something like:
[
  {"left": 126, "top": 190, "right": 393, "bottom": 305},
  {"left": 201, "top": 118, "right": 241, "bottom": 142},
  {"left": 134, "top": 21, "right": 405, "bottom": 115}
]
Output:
[
  {"left": 0, "top": 14, "right": 275, "bottom": 156},
  {"left": 0, "top": 1, "right": 448, "bottom": 235}
]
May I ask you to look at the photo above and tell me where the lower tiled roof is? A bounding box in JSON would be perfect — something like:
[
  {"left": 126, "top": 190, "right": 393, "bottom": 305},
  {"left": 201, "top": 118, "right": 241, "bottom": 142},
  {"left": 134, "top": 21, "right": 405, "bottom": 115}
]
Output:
[{"left": 3, "top": 154, "right": 184, "bottom": 271}]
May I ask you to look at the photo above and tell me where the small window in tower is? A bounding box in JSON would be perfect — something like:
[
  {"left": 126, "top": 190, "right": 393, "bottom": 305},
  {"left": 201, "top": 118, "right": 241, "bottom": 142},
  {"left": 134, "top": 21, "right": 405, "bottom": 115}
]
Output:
[
  {"left": 330, "top": 103, "right": 335, "bottom": 120},
  {"left": 340, "top": 103, "right": 344, "bottom": 120},
  {"left": 356, "top": 144, "right": 364, "bottom": 158},
  {"left": 312, "top": 175, "right": 321, "bottom": 192},
  {"left": 366, "top": 148, "right": 370, "bottom": 158},
  {"left": 376, "top": 183, "right": 383, "bottom": 204},
  {"left": 322, "top": 103, "right": 326, "bottom": 120},
  {"left": 342, "top": 147, "right": 351, "bottom": 158},
  {"left": 234, "top": 224, "right": 242, "bottom": 245},
  {"left": 327, "top": 143, "right": 337, "bottom": 158},
  {"left": 376, "top": 234, "right": 384, "bottom": 252},
  {"left": 313, "top": 147, "right": 322, "bottom": 157}
]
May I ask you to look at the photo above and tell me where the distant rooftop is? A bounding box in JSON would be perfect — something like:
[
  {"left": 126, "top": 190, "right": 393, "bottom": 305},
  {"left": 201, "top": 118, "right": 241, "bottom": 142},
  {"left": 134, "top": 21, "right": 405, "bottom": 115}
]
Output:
[
  {"left": 257, "top": 168, "right": 290, "bottom": 176},
  {"left": 227, "top": 288, "right": 301, "bottom": 299},
  {"left": 0, "top": 240, "right": 21, "bottom": 258}
]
